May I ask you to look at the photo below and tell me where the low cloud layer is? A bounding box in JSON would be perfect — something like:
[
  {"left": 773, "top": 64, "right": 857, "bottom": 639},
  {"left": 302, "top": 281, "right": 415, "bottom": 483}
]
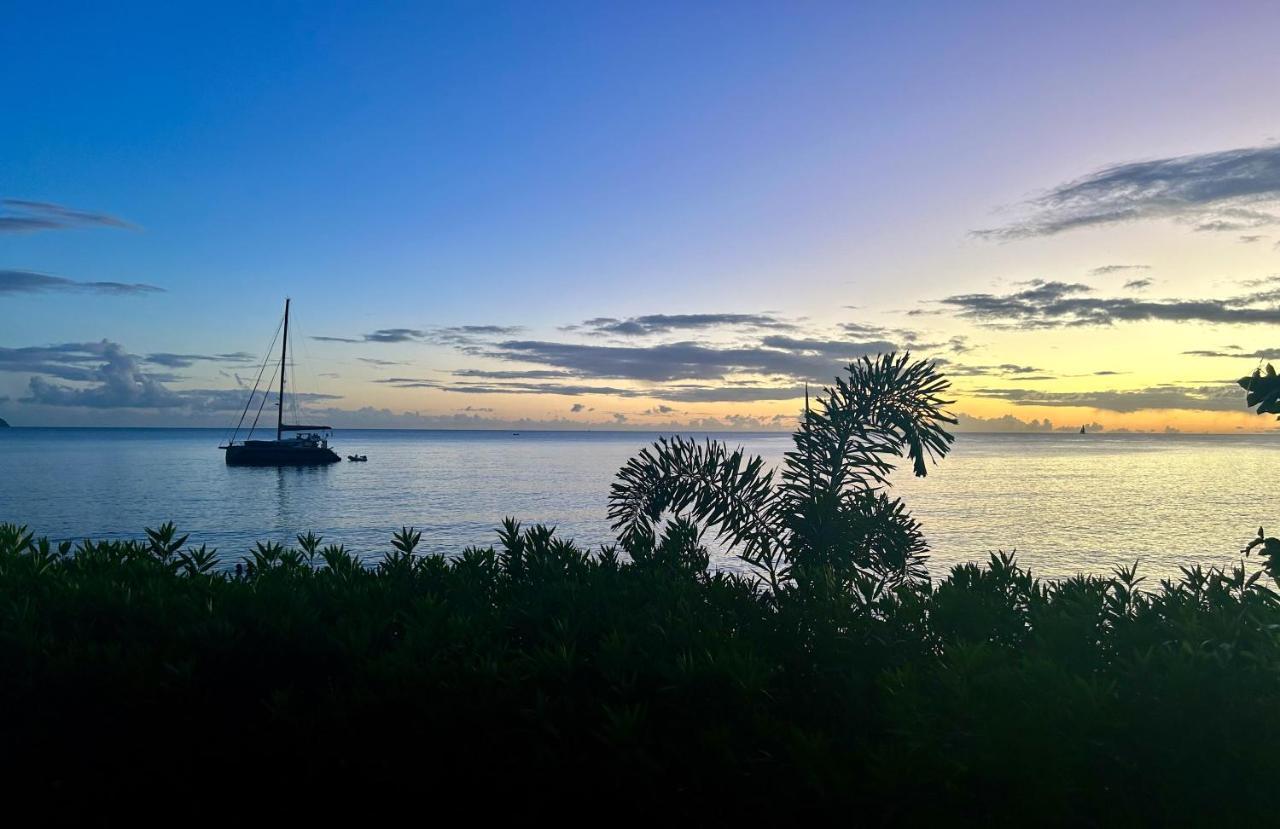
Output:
[
  {"left": 975, "top": 144, "right": 1280, "bottom": 239},
  {"left": 0, "top": 340, "right": 338, "bottom": 411},
  {"left": 953, "top": 412, "right": 1104, "bottom": 433},
  {"left": 0, "top": 270, "right": 162, "bottom": 296}
]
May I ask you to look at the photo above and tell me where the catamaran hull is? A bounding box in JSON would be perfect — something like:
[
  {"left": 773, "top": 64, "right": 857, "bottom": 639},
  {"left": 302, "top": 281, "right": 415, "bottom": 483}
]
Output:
[{"left": 225, "top": 445, "right": 342, "bottom": 466}]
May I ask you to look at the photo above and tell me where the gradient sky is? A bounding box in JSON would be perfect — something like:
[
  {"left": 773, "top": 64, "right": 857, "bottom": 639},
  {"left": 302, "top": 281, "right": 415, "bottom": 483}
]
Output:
[{"left": 5, "top": 1, "right": 1280, "bottom": 431}]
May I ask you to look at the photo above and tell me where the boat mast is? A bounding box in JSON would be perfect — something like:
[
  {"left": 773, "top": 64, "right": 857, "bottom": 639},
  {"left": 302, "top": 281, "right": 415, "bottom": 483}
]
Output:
[{"left": 278, "top": 298, "right": 289, "bottom": 441}]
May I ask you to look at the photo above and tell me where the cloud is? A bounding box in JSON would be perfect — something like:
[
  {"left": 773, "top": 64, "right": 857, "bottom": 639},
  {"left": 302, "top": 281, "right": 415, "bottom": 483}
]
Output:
[
  {"left": 0, "top": 269, "right": 162, "bottom": 296},
  {"left": 0, "top": 341, "right": 135, "bottom": 382},
  {"left": 937, "top": 278, "right": 1280, "bottom": 328},
  {"left": 936, "top": 360, "right": 1049, "bottom": 377},
  {"left": 20, "top": 341, "right": 184, "bottom": 409},
  {"left": 656, "top": 384, "right": 806, "bottom": 402},
  {"left": 452, "top": 369, "right": 575, "bottom": 380},
  {"left": 1240, "top": 235, "right": 1266, "bottom": 243},
  {"left": 575, "top": 313, "right": 793, "bottom": 336},
  {"left": 414, "top": 314, "right": 975, "bottom": 403},
  {"left": 291, "top": 406, "right": 791, "bottom": 432},
  {"left": 1123, "top": 278, "right": 1153, "bottom": 291},
  {"left": 1090, "top": 265, "right": 1150, "bottom": 276},
  {"left": 173, "top": 388, "right": 341, "bottom": 412},
  {"left": 969, "top": 383, "right": 1242, "bottom": 413},
  {"left": 313, "top": 324, "right": 522, "bottom": 345},
  {"left": 312, "top": 328, "right": 427, "bottom": 344},
  {"left": 376, "top": 376, "right": 645, "bottom": 396},
  {"left": 483, "top": 338, "right": 899, "bottom": 384},
  {"left": 444, "top": 325, "right": 522, "bottom": 335},
  {"left": 143, "top": 352, "right": 255, "bottom": 368},
  {"left": 378, "top": 369, "right": 810, "bottom": 403},
  {"left": 0, "top": 199, "right": 135, "bottom": 234},
  {"left": 952, "top": 412, "right": 1104, "bottom": 433},
  {"left": 1182, "top": 347, "right": 1280, "bottom": 359},
  {"left": 570, "top": 403, "right": 586, "bottom": 413},
  {"left": 365, "top": 328, "right": 428, "bottom": 343},
  {"left": 2, "top": 339, "right": 339, "bottom": 412},
  {"left": 1237, "top": 276, "right": 1280, "bottom": 288},
  {"left": 975, "top": 144, "right": 1280, "bottom": 239}
]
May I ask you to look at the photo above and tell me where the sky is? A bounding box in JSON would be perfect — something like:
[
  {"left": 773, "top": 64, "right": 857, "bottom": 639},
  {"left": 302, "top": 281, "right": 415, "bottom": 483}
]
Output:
[{"left": 4, "top": 0, "right": 1280, "bottom": 432}]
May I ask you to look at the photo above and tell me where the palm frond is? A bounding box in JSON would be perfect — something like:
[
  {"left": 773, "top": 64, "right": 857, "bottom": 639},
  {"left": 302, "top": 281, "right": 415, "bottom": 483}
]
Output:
[{"left": 608, "top": 436, "right": 780, "bottom": 563}]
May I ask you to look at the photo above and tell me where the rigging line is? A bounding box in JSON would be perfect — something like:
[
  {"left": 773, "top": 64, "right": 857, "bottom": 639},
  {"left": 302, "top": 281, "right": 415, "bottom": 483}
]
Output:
[
  {"left": 226, "top": 314, "right": 284, "bottom": 447},
  {"left": 295, "top": 310, "right": 314, "bottom": 423},
  {"left": 249, "top": 359, "right": 281, "bottom": 437},
  {"left": 288, "top": 316, "right": 300, "bottom": 425},
  {"left": 291, "top": 307, "right": 321, "bottom": 425}
]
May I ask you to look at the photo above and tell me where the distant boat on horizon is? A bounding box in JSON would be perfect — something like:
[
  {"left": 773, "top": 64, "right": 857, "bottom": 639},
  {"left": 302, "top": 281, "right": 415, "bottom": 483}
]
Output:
[
  {"left": 220, "top": 299, "right": 341, "bottom": 466},
  {"left": 1080, "top": 425, "right": 1087, "bottom": 434}
]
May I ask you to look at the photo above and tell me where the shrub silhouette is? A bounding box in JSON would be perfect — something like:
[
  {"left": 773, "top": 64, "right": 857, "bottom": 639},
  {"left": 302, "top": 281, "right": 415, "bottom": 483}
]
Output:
[{"left": 3, "top": 518, "right": 1280, "bottom": 820}]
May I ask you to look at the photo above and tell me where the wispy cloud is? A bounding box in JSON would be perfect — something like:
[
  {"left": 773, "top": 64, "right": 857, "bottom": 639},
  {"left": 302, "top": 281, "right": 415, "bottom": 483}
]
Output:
[
  {"left": 0, "top": 270, "right": 162, "bottom": 296},
  {"left": 1182, "top": 347, "right": 1280, "bottom": 359},
  {"left": 573, "top": 313, "right": 793, "bottom": 336},
  {"left": 312, "top": 324, "right": 521, "bottom": 345},
  {"left": 937, "top": 279, "right": 1280, "bottom": 328},
  {"left": 970, "top": 383, "right": 1242, "bottom": 412},
  {"left": 452, "top": 369, "right": 576, "bottom": 379},
  {"left": 143, "top": 352, "right": 255, "bottom": 368},
  {"left": 0, "top": 199, "right": 135, "bottom": 234},
  {"left": 1090, "top": 264, "right": 1150, "bottom": 276},
  {"left": 975, "top": 144, "right": 1280, "bottom": 239},
  {"left": 1123, "top": 278, "right": 1153, "bottom": 291}
]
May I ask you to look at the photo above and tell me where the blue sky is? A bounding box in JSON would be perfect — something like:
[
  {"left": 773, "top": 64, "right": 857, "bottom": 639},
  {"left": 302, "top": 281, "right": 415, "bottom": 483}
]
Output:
[{"left": 5, "top": 1, "right": 1280, "bottom": 430}]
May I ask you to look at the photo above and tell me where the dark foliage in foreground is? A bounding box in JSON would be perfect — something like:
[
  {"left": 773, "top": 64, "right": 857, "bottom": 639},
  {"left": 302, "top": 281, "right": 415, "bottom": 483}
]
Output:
[{"left": 3, "top": 520, "right": 1280, "bottom": 822}]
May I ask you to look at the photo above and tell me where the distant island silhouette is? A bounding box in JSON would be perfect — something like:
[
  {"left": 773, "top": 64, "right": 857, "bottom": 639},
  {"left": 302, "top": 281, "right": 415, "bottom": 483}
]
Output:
[{"left": 0, "top": 416, "right": 9, "bottom": 428}]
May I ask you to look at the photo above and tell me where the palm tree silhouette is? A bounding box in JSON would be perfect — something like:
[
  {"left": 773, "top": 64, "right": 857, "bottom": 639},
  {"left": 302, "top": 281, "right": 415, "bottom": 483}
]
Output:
[{"left": 609, "top": 353, "right": 956, "bottom": 590}]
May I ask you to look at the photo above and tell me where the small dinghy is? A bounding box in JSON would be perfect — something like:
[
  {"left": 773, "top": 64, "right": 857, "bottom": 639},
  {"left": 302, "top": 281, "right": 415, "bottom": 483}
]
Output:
[{"left": 347, "top": 454, "right": 368, "bottom": 462}]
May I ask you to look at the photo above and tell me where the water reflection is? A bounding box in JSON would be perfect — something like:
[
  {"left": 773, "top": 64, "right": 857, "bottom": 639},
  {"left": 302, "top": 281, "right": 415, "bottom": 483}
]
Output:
[{"left": 1, "top": 428, "right": 1276, "bottom": 581}]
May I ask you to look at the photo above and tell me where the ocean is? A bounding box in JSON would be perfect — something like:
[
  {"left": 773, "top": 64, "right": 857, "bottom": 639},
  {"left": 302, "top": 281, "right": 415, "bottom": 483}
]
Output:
[{"left": 0, "top": 427, "right": 1273, "bottom": 581}]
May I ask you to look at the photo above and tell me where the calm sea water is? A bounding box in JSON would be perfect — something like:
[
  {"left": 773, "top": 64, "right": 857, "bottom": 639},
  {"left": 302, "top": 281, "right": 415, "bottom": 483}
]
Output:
[{"left": 0, "top": 428, "right": 1273, "bottom": 581}]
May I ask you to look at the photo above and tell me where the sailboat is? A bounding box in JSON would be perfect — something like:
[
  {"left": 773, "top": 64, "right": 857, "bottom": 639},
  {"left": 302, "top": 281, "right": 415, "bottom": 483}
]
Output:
[
  {"left": 222, "top": 299, "right": 341, "bottom": 466},
  {"left": 1079, "top": 425, "right": 1087, "bottom": 435}
]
